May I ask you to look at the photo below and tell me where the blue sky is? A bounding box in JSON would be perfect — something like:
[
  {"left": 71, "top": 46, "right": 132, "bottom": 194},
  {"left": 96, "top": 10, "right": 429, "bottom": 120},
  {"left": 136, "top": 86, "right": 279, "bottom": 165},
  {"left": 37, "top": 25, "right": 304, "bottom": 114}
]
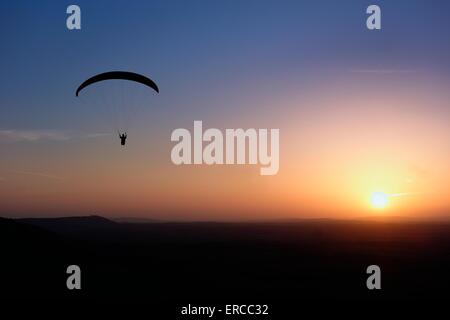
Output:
[{"left": 1, "top": 0, "right": 450, "bottom": 131}]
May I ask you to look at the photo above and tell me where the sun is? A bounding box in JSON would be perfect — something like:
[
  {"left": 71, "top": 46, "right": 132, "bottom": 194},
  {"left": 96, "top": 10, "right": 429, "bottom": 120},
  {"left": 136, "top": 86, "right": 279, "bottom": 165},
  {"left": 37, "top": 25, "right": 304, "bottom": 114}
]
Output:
[{"left": 371, "top": 192, "right": 389, "bottom": 209}]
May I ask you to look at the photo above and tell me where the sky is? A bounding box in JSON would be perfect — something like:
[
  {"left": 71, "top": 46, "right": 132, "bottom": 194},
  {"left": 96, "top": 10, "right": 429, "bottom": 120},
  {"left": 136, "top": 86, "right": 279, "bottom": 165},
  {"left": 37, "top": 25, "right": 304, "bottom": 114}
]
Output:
[{"left": 0, "top": 0, "right": 449, "bottom": 220}]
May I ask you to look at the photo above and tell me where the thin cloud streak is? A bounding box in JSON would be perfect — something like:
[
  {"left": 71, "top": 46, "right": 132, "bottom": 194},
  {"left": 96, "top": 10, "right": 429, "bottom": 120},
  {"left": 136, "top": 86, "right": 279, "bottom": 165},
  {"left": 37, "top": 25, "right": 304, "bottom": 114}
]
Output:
[
  {"left": 389, "top": 191, "right": 433, "bottom": 197},
  {"left": 13, "top": 170, "right": 63, "bottom": 180},
  {"left": 0, "top": 130, "right": 70, "bottom": 142},
  {"left": 82, "top": 133, "right": 112, "bottom": 138},
  {"left": 0, "top": 129, "right": 111, "bottom": 142},
  {"left": 348, "top": 69, "right": 417, "bottom": 74}
]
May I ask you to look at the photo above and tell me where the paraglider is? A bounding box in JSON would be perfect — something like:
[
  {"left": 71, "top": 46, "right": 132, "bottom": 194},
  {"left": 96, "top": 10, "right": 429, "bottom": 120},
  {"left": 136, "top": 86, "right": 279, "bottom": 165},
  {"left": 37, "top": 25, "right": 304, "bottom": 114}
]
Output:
[
  {"left": 118, "top": 131, "right": 127, "bottom": 146},
  {"left": 76, "top": 71, "right": 159, "bottom": 146}
]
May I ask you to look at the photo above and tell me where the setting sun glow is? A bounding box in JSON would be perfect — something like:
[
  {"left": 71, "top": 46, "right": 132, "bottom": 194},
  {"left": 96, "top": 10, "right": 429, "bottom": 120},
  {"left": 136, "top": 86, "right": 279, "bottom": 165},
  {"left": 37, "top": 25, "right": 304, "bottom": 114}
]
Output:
[{"left": 371, "top": 192, "right": 389, "bottom": 209}]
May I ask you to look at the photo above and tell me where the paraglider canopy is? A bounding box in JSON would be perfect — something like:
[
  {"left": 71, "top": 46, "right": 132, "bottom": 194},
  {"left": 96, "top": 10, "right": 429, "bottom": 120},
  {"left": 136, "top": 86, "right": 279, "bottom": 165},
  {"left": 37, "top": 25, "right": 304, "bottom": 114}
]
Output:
[
  {"left": 76, "top": 71, "right": 159, "bottom": 96},
  {"left": 75, "top": 71, "right": 159, "bottom": 145}
]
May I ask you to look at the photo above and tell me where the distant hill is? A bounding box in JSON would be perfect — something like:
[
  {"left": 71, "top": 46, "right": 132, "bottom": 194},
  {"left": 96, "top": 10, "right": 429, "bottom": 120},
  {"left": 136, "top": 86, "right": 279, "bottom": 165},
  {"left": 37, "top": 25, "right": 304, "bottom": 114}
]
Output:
[
  {"left": 17, "top": 215, "right": 118, "bottom": 237},
  {"left": 113, "top": 217, "right": 164, "bottom": 224},
  {"left": 0, "top": 217, "right": 80, "bottom": 298},
  {"left": 0, "top": 216, "right": 57, "bottom": 245}
]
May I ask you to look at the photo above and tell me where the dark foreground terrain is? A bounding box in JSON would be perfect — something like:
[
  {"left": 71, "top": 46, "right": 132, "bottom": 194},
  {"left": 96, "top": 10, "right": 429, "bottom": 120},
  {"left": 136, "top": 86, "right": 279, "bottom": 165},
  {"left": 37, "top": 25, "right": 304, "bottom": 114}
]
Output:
[{"left": 1, "top": 216, "right": 449, "bottom": 304}]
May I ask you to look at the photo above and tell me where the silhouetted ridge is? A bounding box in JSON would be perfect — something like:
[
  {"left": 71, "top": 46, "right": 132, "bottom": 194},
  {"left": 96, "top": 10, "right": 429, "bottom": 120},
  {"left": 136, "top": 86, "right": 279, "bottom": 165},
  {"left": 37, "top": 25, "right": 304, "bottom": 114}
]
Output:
[
  {"left": 113, "top": 217, "right": 163, "bottom": 223},
  {"left": 17, "top": 215, "right": 118, "bottom": 237},
  {"left": 0, "top": 217, "right": 57, "bottom": 241}
]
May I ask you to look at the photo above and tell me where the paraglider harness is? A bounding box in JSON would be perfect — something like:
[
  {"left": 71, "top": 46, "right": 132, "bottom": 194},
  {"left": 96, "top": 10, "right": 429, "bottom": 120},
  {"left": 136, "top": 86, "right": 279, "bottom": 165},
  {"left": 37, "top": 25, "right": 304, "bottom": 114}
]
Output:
[{"left": 118, "top": 131, "right": 127, "bottom": 146}]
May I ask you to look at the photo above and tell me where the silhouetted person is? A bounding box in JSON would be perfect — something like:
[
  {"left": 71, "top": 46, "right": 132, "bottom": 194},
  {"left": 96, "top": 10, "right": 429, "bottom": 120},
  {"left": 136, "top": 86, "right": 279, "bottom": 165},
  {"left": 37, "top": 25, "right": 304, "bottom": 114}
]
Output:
[{"left": 118, "top": 131, "right": 127, "bottom": 146}]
